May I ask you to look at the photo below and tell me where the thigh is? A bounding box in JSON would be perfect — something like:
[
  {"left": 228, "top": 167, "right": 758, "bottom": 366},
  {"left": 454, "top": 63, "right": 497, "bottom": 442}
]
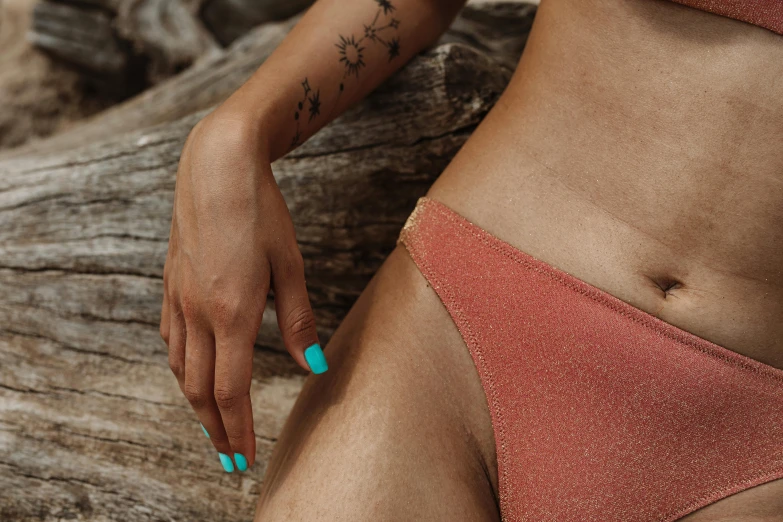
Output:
[
  {"left": 679, "top": 479, "right": 783, "bottom": 521},
  {"left": 254, "top": 247, "right": 499, "bottom": 521}
]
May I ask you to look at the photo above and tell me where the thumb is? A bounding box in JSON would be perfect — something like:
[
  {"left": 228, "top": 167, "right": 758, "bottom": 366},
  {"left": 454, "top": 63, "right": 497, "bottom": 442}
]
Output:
[{"left": 271, "top": 245, "right": 327, "bottom": 374}]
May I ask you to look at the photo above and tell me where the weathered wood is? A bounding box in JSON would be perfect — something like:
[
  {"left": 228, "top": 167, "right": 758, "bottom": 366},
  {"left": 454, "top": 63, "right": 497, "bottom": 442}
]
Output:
[
  {"left": 14, "top": 1, "right": 534, "bottom": 157},
  {"left": 201, "top": 0, "right": 313, "bottom": 45},
  {"left": 29, "top": 0, "right": 219, "bottom": 94},
  {"left": 28, "top": 1, "right": 129, "bottom": 75},
  {"left": 441, "top": 0, "right": 536, "bottom": 70},
  {"left": 0, "top": 42, "right": 512, "bottom": 520},
  {"left": 0, "top": 0, "right": 114, "bottom": 150},
  {"left": 0, "top": 330, "right": 304, "bottom": 521},
  {"left": 0, "top": 43, "right": 509, "bottom": 354},
  {"left": 0, "top": 1, "right": 541, "bottom": 515},
  {"left": 115, "top": 0, "right": 220, "bottom": 83},
  {"left": 13, "top": 16, "right": 295, "bottom": 158}
]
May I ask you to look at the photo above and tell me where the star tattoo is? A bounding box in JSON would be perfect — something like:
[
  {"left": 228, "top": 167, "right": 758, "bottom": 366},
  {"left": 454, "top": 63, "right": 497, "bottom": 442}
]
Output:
[
  {"left": 308, "top": 89, "right": 321, "bottom": 121},
  {"left": 387, "top": 38, "right": 400, "bottom": 61},
  {"left": 375, "top": 0, "right": 394, "bottom": 15}
]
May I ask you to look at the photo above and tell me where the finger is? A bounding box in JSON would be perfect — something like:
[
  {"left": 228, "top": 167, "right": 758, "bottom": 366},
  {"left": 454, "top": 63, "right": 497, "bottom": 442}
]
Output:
[
  {"left": 271, "top": 246, "right": 325, "bottom": 374},
  {"left": 214, "top": 331, "right": 256, "bottom": 472},
  {"left": 160, "top": 283, "right": 171, "bottom": 347},
  {"left": 167, "top": 295, "right": 186, "bottom": 393},
  {"left": 182, "top": 320, "right": 235, "bottom": 473}
]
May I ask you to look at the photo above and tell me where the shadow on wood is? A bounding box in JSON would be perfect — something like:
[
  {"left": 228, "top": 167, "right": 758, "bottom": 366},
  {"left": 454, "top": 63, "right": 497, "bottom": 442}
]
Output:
[{"left": 0, "top": 3, "right": 536, "bottom": 519}]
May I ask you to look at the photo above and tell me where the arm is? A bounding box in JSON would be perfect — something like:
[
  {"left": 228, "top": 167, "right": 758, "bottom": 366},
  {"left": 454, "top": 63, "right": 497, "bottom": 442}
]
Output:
[
  {"left": 219, "top": 0, "right": 467, "bottom": 160},
  {"left": 160, "top": 0, "right": 467, "bottom": 474}
]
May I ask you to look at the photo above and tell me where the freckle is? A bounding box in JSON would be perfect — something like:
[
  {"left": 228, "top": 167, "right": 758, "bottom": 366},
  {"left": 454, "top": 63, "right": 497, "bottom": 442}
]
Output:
[{"left": 294, "top": 112, "right": 299, "bottom": 120}]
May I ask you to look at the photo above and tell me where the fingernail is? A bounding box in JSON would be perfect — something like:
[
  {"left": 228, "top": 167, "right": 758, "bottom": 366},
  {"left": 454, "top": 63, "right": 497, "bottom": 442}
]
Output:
[
  {"left": 218, "top": 452, "right": 234, "bottom": 473},
  {"left": 304, "top": 343, "right": 328, "bottom": 374},
  {"left": 200, "top": 423, "right": 210, "bottom": 439},
  {"left": 234, "top": 453, "right": 248, "bottom": 472}
]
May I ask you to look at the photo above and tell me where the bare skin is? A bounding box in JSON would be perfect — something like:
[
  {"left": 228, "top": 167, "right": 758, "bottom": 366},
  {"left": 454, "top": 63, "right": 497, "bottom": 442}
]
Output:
[
  {"left": 161, "top": 0, "right": 467, "bottom": 470},
  {"left": 255, "top": 0, "right": 783, "bottom": 519},
  {"left": 161, "top": 0, "right": 783, "bottom": 518},
  {"left": 431, "top": 0, "right": 783, "bottom": 367}
]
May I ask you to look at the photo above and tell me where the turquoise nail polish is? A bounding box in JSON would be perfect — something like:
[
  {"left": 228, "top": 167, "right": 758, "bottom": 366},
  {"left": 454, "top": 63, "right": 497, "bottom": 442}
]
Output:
[
  {"left": 304, "top": 343, "right": 328, "bottom": 374},
  {"left": 200, "top": 423, "right": 210, "bottom": 439},
  {"left": 218, "top": 452, "right": 234, "bottom": 473},
  {"left": 234, "top": 453, "right": 248, "bottom": 472}
]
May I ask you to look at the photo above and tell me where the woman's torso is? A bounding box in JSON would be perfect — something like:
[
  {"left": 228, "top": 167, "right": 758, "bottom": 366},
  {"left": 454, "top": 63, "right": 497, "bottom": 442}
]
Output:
[{"left": 429, "top": 0, "right": 783, "bottom": 367}]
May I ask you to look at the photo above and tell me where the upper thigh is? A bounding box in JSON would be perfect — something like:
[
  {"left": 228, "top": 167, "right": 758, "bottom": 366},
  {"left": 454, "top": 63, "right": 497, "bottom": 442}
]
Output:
[
  {"left": 678, "top": 479, "right": 783, "bottom": 521},
  {"left": 255, "top": 246, "right": 498, "bottom": 521}
]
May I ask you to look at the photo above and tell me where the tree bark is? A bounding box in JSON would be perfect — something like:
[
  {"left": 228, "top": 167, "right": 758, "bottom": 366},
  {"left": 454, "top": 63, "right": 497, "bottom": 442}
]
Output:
[
  {"left": 201, "top": 0, "right": 314, "bottom": 45},
  {"left": 0, "top": 42, "right": 509, "bottom": 352},
  {"left": 0, "top": 3, "right": 537, "bottom": 518},
  {"left": 29, "top": 0, "right": 219, "bottom": 93},
  {"left": 16, "top": 1, "right": 534, "bottom": 158},
  {"left": 0, "top": 41, "right": 517, "bottom": 520}
]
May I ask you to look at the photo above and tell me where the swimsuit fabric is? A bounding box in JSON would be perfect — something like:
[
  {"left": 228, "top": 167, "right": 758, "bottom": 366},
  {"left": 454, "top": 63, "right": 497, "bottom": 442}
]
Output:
[
  {"left": 399, "top": 197, "right": 783, "bottom": 521},
  {"left": 670, "top": 0, "right": 783, "bottom": 34}
]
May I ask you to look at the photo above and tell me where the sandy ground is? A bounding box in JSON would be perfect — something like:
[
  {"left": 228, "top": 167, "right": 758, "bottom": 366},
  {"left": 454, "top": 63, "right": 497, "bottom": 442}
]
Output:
[{"left": 0, "top": 0, "right": 112, "bottom": 150}]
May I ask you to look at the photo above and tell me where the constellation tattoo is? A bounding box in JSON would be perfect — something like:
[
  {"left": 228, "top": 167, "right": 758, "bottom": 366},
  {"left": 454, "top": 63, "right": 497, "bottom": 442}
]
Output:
[
  {"left": 337, "top": 0, "right": 401, "bottom": 78},
  {"left": 337, "top": 35, "right": 366, "bottom": 78},
  {"left": 291, "top": 78, "right": 313, "bottom": 147},
  {"left": 289, "top": 0, "right": 402, "bottom": 150}
]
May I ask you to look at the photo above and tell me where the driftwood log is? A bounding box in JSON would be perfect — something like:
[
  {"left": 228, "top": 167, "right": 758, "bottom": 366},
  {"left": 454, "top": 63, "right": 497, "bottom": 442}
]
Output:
[
  {"left": 15, "top": 16, "right": 297, "bottom": 158},
  {"left": 0, "top": 0, "right": 114, "bottom": 150},
  {"left": 0, "top": 3, "right": 536, "bottom": 520},
  {"left": 0, "top": 42, "right": 510, "bottom": 353},
  {"left": 202, "top": 0, "right": 313, "bottom": 45},
  {"left": 30, "top": 0, "right": 219, "bottom": 92},
  {"left": 21, "top": 1, "right": 534, "bottom": 157}
]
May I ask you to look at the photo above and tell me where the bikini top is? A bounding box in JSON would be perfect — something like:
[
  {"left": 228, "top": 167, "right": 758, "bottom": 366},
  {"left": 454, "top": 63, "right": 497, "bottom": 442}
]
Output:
[{"left": 670, "top": 0, "right": 783, "bottom": 34}]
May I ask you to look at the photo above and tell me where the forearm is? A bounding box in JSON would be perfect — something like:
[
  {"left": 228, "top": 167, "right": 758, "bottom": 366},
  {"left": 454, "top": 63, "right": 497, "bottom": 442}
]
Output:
[{"left": 217, "top": 0, "right": 467, "bottom": 161}]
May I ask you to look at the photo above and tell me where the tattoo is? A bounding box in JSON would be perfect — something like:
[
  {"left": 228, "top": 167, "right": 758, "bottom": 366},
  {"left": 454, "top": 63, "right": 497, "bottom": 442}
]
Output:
[
  {"left": 375, "top": 0, "right": 394, "bottom": 15},
  {"left": 337, "top": 35, "right": 366, "bottom": 78},
  {"left": 290, "top": 0, "right": 401, "bottom": 150},
  {"left": 291, "top": 79, "right": 312, "bottom": 147},
  {"left": 338, "top": 0, "right": 401, "bottom": 77}
]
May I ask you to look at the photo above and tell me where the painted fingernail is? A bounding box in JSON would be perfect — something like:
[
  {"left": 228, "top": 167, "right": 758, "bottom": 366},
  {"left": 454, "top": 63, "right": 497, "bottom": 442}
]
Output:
[
  {"left": 304, "top": 343, "right": 328, "bottom": 374},
  {"left": 234, "top": 453, "right": 248, "bottom": 472},
  {"left": 200, "top": 423, "right": 210, "bottom": 439},
  {"left": 218, "top": 452, "right": 234, "bottom": 473}
]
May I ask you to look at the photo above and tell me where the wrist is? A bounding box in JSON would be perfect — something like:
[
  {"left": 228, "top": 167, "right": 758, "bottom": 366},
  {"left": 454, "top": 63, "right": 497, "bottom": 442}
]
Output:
[
  {"left": 216, "top": 80, "right": 292, "bottom": 161},
  {"left": 204, "top": 102, "right": 274, "bottom": 162}
]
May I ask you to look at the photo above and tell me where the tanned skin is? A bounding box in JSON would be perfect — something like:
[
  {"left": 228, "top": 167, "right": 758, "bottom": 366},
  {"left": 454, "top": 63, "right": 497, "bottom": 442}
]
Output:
[{"left": 161, "top": 0, "right": 783, "bottom": 519}]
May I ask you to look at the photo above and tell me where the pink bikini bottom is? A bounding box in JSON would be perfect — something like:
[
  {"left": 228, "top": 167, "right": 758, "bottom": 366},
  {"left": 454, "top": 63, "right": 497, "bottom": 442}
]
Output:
[{"left": 399, "top": 197, "right": 783, "bottom": 521}]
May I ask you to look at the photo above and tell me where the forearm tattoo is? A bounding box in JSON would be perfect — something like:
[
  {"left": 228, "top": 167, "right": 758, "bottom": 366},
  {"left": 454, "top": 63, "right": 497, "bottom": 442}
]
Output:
[{"left": 290, "top": 0, "right": 401, "bottom": 148}]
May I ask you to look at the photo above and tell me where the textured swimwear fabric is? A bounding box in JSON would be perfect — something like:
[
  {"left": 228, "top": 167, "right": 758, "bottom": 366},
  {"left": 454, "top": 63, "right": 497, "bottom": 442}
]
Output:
[
  {"left": 399, "top": 198, "right": 783, "bottom": 521},
  {"left": 670, "top": 0, "right": 783, "bottom": 34}
]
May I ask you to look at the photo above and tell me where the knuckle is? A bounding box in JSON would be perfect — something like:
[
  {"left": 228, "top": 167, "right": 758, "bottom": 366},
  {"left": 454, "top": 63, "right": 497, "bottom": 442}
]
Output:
[
  {"left": 227, "top": 428, "right": 254, "bottom": 449},
  {"left": 284, "top": 305, "right": 316, "bottom": 338},
  {"left": 160, "top": 323, "right": 170, "bottom": 343},
  {"left": 183, "top": 383, "right": 209, "bottom": 409},
  {"left": 214, "top": 385, "right": 244, "bottom": 411},
  {"left": 168, "top": 355, "right": 183, "bottom": 378},
  {"left": 209, "top": 294, "right": 245, "bottom": 330},
  {"left": 180, "top": 294, "right": 200, "bottom": 321},
  {"left": 279, "top": 248, "right": 305, "bottom": 279}
]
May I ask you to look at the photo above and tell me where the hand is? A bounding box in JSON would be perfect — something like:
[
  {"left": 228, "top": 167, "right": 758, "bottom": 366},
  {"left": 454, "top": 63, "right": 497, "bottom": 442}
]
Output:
[{"left": 159, "top": 110, "right": 327, "bottom": 473}]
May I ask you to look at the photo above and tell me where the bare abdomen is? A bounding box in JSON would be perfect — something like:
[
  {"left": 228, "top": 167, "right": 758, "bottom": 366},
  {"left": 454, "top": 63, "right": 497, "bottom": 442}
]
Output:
[{"left": 428, "top": 0, "right": 783, "bottom": 366}]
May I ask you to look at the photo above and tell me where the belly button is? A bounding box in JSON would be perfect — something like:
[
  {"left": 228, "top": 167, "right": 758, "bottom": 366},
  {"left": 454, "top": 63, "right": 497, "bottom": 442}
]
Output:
[{"left": 650, "top": 276, "right": 683, "bottom": 298}]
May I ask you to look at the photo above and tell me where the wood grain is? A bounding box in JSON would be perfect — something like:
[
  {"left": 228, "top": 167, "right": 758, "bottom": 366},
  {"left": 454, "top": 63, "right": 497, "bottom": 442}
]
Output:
[
  {"left": 0, "top": 3, "right": 537, "bottom": 518},
  {"left": 14, "top": 1, "right": 534, "bottom": 157}
]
